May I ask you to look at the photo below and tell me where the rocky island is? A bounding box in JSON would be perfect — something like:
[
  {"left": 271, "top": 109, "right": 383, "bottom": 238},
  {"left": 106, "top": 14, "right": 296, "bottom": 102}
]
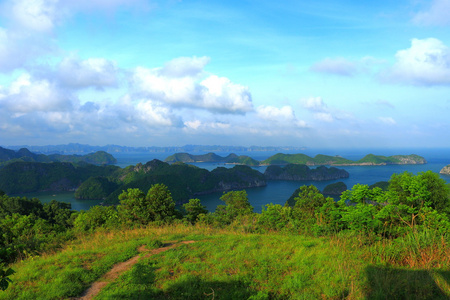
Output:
[
  {"left": 264, "top": 164, "right": 349, "bottom": 181},
  {"left": 440, "top": 165, "right": 450, "bottom": 175}
]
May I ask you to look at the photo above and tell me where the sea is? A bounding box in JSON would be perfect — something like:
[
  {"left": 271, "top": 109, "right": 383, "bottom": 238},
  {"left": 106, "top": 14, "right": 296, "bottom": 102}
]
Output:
[{"left": 17, "top": 148, "right": 450, "bottom": 213}]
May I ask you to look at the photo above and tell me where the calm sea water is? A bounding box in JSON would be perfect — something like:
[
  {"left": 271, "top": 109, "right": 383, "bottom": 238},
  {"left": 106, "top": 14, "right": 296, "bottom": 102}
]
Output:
[{"left": 19, "top": 148, "right": 450, "bottom": 213}]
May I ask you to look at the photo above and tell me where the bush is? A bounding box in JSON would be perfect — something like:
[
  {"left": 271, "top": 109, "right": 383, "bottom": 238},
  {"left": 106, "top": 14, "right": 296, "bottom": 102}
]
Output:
[
  {"left": 73, "top": 205, "right": 120, "bottom": 232},
  {"left": 257, "top": 204, "right": 292, "bottom": 232},
  {"left": 183, "top": 199, "right": 208, "bottom": 224},
  {"left": 117, "top": 184, "right": 177, "bottom": 225}
]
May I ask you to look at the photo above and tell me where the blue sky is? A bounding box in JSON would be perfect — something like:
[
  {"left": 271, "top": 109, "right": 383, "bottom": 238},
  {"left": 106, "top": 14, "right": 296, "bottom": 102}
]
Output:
[{"left": 1, "top": 0, "right": 450, "bottom": 148}]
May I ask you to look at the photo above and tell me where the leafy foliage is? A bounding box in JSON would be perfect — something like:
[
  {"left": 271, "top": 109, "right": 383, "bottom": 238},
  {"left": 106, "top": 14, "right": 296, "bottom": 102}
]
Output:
[
  {"left": 117, "top": 184, "right": 177, "bottom": 225},
  {"left": 0, "top": 267, "right": 15, "bottom": 291},
  {"left": 183, "top": 199, "right": 208, "bottom": 224},
  {"left": 213, "top": 190, "right": 254, "bottom": 225}
]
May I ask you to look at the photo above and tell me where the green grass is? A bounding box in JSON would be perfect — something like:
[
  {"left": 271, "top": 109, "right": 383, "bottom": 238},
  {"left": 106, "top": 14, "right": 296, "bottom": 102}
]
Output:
[{"left": 2, "top": 225, "right": 449, "bottom": 299}]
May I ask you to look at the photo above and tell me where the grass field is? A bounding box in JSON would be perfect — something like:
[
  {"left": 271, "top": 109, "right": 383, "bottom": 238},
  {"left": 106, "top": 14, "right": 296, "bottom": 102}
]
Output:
[{"left": 1, "top": 223, "right": 449, "bottom": 299}]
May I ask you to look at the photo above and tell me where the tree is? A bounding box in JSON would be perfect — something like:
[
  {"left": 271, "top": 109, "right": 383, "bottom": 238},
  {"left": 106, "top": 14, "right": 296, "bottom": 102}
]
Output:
[
  {"left": 220, "top": 190, "right": 253, "bottom": 217},
  {"left": 183, "top": 198, "right": 208, "bottom": 224},
  {"left": 380, "top": 171, "right": 450, "bottom": 229},
  {"left": 291, "top": 185, "right": 329, "bottom": 220},
  {"left": 213, "top": 190, "right": 253, "bottom": 225},
  {"left": 146, "top": 183, "right": 176, "bottom": 222},
  {"left": 118, "top": 188, "right": 150, "bottom": 225},
  {"left": 118, "top": 184, "right": 176, "bottom": 225}
]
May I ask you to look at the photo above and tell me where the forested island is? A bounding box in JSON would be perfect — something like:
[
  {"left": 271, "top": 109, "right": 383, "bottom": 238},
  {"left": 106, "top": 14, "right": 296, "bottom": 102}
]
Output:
[
  {"left": 165, "top": 152, "right": 427, "bottom": 166},
  {"left": 264, "top": 164, "right": 349, "bottom": 181},
  {"left": 0, "top": 146, "right": 117, "bottom": 167},
  {"left": 0, "top": 147, "right": 351, "bottom": 202}
]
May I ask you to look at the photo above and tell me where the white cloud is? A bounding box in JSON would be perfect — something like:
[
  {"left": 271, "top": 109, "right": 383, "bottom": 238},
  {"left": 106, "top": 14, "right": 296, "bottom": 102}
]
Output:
[
  {"left": 200, "top": 75, "right": 253, "bottom": 113},
  {"left": 385, "top": 38, "right": 450, "bottom": 86},
  {"left": 256, "top": 105, "right": 307, "bottom": 127},
  {"left": 184, "top": 120, "right": 202, "bottom": 130},
  {"left": 256, "top": 105, "right": 295, "bottom": 122},
  {"left": 58, "top": 55, "right": 119, "bottom": 89},
  {"left": 160, "top": 56, "right": 210, "bottom": 78},
  {"left": 379, "top": 117, "right": 396, "bottom": 125},
  {"left": 9, "top": 0, "right": 58, "bottom": 32},
  {"left": 0, "top": 26, "right": 54, "bottom": 72},
  {"left": 314, "top": 112, "right": 333, "bottom": 122},
  {"left": 0, "top": 73, "right": 73, "bottom": 113},
  {"left": 301, "top": 97, "right": 327, "bottom": 112},
  {"left": 135, "top": 100, "right": 180, "bottom": 127},
  {"left": 310, "top": 57, "right": 358, "bottom": 76},
  {"left": 131, "top": 66, "right": 198, "bottom": 103},
  {"left": 131, "top": 58, "right": 253, "bottom": 114},
  {"left": 413, "top": 0, "right": 450, "bottom": 26}
]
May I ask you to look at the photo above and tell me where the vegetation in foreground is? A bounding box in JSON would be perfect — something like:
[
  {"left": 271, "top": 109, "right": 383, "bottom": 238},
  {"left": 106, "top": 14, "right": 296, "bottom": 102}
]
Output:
[{"left": 0, "top": 171, "right": 449, "bottom": 299}]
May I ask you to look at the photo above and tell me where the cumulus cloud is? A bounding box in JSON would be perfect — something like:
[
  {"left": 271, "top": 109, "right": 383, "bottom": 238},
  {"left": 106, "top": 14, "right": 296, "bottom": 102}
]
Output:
[
  {"left": 130, "top": 57, "right": 253, "bottom": 114},
  {"left": 384, "top": 38, "right": 450, "bottom": 86},
  {"left": 310, "top": 57, "right": 358, "bottom": 76},
  {"left": 256, "top": 105, "right": 307, "bottom": 127},
  {"left": 0, "top": 73, "right": 73, "bottom": 113},
  {"left": 58, "top": 55, "right": 119, "bottom": 89},
  {"left": 413, "top": 0, "right": 450, "bottom": 26},
  {"left": 200, "top": 75, "right": 253, "bottom": 113},
  {"left": 135, "top": 100, "right": 181, "bottom": 127}
]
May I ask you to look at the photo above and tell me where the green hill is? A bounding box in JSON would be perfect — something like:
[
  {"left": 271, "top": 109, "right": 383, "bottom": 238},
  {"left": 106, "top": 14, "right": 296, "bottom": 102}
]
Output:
[
  {"left": 262, "top": 153, "right": 426, "bottom": 166},
  {"left": 102, "top": 160, "right": 266, "bottom": 204},
  {"left": 0, "top": 146, "right": 117, "bottom": 167},
  {"left": 165, "top": 152, "right": 260, "bottom": 166}
]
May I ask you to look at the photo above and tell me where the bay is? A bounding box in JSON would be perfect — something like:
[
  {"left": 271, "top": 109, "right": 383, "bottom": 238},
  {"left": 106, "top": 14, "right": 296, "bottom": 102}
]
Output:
[{"left": 18, "top": 148, "right": 450, "bottom": 213}]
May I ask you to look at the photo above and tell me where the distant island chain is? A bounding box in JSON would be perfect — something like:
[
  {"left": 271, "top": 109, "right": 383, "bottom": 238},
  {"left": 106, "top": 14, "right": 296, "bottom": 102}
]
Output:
[{"left": 0, "top": 146, "right": 431, "bottom": 204}]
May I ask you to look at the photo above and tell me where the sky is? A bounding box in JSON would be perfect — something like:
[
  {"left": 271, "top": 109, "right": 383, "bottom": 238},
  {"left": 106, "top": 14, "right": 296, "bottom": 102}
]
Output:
[{"left": 1, "top": 0, "right": 450, "bottom": 149}]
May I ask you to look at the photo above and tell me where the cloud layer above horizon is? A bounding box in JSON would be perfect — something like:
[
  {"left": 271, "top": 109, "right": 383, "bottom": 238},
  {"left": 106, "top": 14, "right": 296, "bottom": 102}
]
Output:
[{"left": 1, "top": 0, "right": 450, "bottom": 148}]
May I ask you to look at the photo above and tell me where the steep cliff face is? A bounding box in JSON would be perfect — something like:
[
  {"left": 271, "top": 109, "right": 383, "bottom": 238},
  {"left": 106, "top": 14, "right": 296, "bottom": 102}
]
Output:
[
  {"left": 264, "top": 164, "right": 349, "bottom": 181},
  {"left": 439, "top": 165, "right": 450, "bottom": 175}
]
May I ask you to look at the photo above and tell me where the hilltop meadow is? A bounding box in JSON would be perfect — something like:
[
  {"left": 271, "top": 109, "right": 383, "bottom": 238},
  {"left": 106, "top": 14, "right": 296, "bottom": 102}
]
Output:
[{"left": 0, "top": 170, "right": 449, "bottom": 299}]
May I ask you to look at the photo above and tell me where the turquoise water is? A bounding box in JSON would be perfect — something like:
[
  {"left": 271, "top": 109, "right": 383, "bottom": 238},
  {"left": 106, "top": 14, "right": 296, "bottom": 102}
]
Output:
[{"left": 20, "top": 148, "right": 450, "bottom": 213}]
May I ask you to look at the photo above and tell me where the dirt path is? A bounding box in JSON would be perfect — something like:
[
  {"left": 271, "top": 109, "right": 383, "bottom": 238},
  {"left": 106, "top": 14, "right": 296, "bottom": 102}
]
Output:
[{"left": 74, "top": 241, "right": 196, "bottom": 300}]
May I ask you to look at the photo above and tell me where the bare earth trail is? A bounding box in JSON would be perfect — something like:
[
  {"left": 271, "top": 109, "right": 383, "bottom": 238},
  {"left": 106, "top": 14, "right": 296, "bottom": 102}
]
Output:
[{"left": 74, "top": 241, "right": 196, "bottom": 300}]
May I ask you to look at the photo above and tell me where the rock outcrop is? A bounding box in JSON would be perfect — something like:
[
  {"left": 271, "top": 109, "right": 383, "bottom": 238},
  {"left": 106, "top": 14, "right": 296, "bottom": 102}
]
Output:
[{"left": 439, "top": 165, "right": 450, "bottom": 175}]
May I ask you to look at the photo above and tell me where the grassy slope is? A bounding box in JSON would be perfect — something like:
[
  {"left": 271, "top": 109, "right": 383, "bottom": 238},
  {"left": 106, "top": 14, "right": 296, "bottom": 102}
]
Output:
[{"left": 2, "top": 225, "right": 449, "bottom": 300}]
